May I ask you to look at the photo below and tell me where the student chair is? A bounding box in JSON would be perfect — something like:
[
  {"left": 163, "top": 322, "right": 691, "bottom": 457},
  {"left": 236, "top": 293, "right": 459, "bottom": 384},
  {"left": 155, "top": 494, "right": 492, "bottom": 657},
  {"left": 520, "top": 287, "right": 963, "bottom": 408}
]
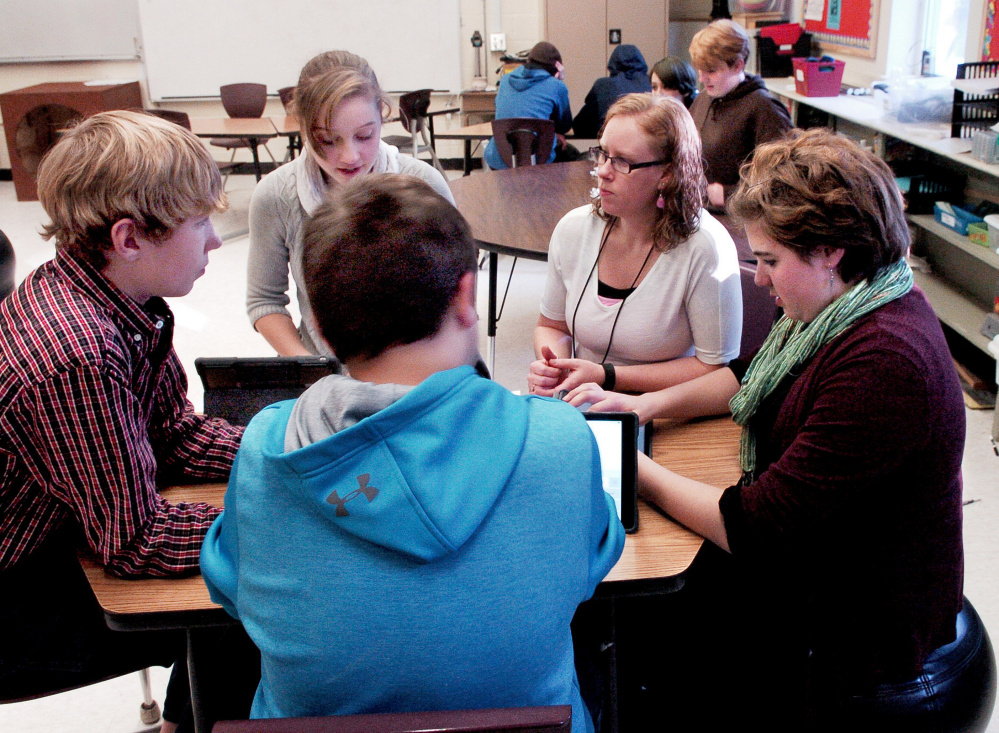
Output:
[
  {"left": 739, "top": 262, "right": 779, "bottom": 359},
  {"left": 212, "top": 705, "right": 572, "bottom": 733},
  {"left": 275, "top": 86, "right": 301, "bottom": 161},
  {"left": 210, "top": 83, "right": 276, "bottom": 183},
  {"left": 277, "top": 86, "right": 296, "bottom": 113},
  {"left": 144, "top": 109, "right": 241, "bottom": 181},
  {"left": 144, "top": 108, "right": 192, "bottom": 130},
  {"left": 0, "top": 228, "right": 16, "bottom": 300},
  {"left": 490, "top": 118, "right": 556, "bottom": 169},
  {"left": 382, "top": 89, "right": 446, "bottom": 175}
]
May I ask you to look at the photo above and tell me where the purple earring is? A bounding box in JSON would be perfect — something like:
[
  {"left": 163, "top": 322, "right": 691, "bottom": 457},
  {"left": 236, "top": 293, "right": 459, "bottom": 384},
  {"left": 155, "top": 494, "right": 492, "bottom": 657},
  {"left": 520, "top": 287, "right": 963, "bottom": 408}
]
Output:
[{"left": 656, "top": 192, "right": 665, "bottom": 209}]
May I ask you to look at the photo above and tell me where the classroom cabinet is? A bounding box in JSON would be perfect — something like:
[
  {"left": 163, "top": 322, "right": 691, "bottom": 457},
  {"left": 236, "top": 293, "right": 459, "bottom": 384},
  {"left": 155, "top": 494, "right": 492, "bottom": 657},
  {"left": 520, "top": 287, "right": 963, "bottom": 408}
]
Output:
[
  {"left": 544, "top": 0, "right": 670, "bottom": 113},
  {"left": 767, "top": 81, "right": 999, "bottom": 364}
]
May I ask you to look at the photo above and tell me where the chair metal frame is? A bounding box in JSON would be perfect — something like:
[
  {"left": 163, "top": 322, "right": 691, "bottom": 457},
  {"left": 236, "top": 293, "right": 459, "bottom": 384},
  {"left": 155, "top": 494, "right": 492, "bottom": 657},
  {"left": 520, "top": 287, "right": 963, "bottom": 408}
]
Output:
[
  {"left": 382, "top": 89, "right": 446, "bottom": 175},
  {"left": 490, "top": 118, "right": 556, "bottom": 169},
  {"left": 211, "top": 82, "right": 277, "bottom": 184}
]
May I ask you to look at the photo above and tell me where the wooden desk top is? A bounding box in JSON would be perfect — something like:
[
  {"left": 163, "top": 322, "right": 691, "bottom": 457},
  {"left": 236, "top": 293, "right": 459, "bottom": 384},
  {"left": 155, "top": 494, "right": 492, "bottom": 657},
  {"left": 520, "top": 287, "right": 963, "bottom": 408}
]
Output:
[
  {"left": 189, "top": 117, "right": 278, "bottom": 138},
  {"left": 82, "top": 416, "right": 741, "bottom": 625},
  {"left": 435, "top": 121, "right": 494, "bottom": 140},
  {"left": 448, "top": 160, "right": 594, "bottom": 259},
  {"left": 602, "top": 416, "right": 741, "bottom": 587}
]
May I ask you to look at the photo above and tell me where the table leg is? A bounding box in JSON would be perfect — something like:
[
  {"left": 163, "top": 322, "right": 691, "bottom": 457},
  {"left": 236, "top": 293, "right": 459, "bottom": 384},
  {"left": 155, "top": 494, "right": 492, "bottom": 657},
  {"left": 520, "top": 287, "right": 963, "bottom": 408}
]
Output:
[
  {"left": 186, "top": 628, "right": 208, "bottom": 733},
  {"left": 488, "top": 251, "right": 498, "bottom": 377},
  {"left": 250, "top": 138, "right": 262, "bottom": 181},
  {"left": 463, "top": 139, "right": 472, "bottom": 176}
]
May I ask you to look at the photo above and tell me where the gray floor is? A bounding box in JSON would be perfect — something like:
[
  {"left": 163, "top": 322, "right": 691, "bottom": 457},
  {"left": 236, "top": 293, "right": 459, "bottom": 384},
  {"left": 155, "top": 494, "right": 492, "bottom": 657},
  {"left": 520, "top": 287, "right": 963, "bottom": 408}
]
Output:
[{"left": 0, "top": 171, "right": 996, "bottom": 732}]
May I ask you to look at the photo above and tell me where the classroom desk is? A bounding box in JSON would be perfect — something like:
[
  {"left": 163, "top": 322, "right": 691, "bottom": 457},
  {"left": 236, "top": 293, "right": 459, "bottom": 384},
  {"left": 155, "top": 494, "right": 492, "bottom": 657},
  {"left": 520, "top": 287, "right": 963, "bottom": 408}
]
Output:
[
  {"left": 270, "top": 115, "right": 301, "bottom": 160},
  {"left": 448, "top": 160, "right": 594, "bottom": 374},
  {"left": 272, "top": 105, "right": 460, "bottom": 163},
  {"left": 434, "top": 120, "right": 494, "bottom": 175},
  {"left": 79, "top": 415, "right": 740, "bottom": 732},
  {"left": 189, "top": 117, "right": 279, "bottom": 181},
  {"left": 436, "top": 120, "right": 591, "bottom": 176}
]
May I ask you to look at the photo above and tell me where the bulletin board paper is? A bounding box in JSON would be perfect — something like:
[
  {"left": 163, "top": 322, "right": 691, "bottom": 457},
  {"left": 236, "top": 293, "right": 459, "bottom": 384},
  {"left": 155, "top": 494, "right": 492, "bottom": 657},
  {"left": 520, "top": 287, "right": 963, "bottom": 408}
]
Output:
[
  {"left": 983, "top": 0, "right": 999, "bottom": 61},
  {"left": 801, "top": 0, "right": 879, "bottom": 59}
]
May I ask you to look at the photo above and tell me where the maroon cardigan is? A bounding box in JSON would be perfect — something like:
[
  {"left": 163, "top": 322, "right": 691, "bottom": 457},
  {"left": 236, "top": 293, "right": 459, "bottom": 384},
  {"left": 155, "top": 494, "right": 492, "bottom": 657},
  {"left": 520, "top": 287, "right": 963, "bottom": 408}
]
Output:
[{"left": 721, "top": 288, "right": 965, "bottom": 687}]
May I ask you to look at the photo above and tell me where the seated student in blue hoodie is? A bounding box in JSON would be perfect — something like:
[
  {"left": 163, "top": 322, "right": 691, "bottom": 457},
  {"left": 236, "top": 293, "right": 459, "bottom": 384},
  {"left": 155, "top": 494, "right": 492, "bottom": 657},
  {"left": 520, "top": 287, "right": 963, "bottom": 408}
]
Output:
[
  {"left": 483, "top": 41, "right": 573, "bottom": 169},
  {"left": 200, "top": 173, "right": 625, "bottom": 731},
  {"left": 571, "top": 44, "right": 652, "bottom": 138}
]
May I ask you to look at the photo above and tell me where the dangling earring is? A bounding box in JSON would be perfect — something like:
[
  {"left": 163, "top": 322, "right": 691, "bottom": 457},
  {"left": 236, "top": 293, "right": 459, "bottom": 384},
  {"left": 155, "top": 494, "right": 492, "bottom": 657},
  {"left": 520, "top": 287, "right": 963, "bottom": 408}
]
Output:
[
  {"left": 829, "top": 268, "right": 835, "bottom": 288},
  {"left": 656, "top": 191, "right": 665, "bottom": 209}
]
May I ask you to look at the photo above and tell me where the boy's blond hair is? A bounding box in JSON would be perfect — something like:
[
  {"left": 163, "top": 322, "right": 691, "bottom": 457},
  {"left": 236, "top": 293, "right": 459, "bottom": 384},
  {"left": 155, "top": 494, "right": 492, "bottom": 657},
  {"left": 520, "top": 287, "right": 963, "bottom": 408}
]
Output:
[
  {"left": 37, "top": 110, "right": 227, "bottom": 269},
  {"left": 689, "top": 19, "right": 750, "bottom": 71}
]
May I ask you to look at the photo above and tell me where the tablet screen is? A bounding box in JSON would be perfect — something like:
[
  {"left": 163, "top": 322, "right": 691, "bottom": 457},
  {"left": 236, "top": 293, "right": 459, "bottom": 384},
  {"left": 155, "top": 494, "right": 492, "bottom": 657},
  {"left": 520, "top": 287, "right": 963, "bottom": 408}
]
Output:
[{"left": 584, "top": 412, "right": 639, "bottom": 533}]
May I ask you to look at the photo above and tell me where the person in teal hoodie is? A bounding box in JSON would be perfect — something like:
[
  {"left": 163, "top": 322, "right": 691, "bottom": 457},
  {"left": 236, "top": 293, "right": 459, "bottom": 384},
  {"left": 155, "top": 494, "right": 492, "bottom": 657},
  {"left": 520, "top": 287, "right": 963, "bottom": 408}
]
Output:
[
  {"left": 200, "top": 173, "right": 625, "bottom": 731},
  {"left": 483, "top": 41, "right": 573, "bottom": 169}
]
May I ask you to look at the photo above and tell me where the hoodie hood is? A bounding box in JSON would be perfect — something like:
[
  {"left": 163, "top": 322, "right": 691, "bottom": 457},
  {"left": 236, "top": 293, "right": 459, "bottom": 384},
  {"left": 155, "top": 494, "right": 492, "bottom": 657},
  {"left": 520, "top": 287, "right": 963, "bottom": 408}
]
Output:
[
  {"left": 607, "top": 45, "right": 648, "bottom": 80},
  {"left": 506, "top": 64, "right": 558, "bottom": 92},
  {"left": 239, "top": 366, "right": 530, "bottom": 564},
  {"left": 709, "top": 73, "right": 768, "bottom": 108}
]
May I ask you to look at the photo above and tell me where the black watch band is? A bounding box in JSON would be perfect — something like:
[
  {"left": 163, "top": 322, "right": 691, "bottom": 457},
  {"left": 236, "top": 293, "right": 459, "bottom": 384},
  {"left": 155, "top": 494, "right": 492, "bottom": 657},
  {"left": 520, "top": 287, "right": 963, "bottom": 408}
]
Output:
[{"left": 602, "top": 362, "right": 616, "bottom": 391}]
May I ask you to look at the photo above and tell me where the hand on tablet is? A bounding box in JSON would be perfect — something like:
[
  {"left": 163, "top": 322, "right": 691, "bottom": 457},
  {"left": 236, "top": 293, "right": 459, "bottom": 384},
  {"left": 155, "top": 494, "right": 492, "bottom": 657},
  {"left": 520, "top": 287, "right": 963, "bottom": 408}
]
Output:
[{"left": 566, "top": 384, "right": 650, "bottom": 424}]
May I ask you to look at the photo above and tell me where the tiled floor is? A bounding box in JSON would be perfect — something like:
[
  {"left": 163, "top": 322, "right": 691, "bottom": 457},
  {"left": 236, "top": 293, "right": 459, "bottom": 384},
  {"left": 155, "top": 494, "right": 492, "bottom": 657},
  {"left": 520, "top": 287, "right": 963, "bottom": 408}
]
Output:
[{"left": 0, "top": 172, "right": 996, "bottom": 732}]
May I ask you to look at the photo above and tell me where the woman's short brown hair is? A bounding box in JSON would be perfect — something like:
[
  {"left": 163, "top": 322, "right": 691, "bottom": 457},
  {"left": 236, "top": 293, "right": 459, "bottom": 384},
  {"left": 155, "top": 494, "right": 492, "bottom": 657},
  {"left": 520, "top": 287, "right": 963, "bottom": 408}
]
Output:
[
  {"left": 595, "top": 93, "right": 706, "bottom": 253},
  {"left": 36, "top": 110, "right": 226, "bottom": 270},
  {"left": 689, "top": 19, "right": 750, "bottom": 71},
  {"left": 729, "top": 128, "right": 909, "bottom": 283},
  {"left": 296, "top": 64, "right": 390, "bottom": 156}
]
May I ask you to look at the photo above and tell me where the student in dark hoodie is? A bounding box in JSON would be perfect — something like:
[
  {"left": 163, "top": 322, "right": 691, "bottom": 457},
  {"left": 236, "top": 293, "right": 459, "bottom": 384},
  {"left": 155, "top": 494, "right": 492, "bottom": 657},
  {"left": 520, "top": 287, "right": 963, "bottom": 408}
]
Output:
[
  {"left": 483, "top": 41, "right": 572, "bottom": 169},
  {"left": 571, "top": 44, "right": 652, "bottom": 138},
  {"left": 688, "top": 20, "right": 792, "bottom": 213}
]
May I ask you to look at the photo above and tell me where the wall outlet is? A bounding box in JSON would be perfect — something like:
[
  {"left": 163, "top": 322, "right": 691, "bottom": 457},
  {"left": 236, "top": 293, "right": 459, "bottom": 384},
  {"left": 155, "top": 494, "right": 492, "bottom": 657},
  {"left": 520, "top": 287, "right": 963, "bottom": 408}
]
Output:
[{"left": 490, "top": 33, "right": 506, "bottom": 52}]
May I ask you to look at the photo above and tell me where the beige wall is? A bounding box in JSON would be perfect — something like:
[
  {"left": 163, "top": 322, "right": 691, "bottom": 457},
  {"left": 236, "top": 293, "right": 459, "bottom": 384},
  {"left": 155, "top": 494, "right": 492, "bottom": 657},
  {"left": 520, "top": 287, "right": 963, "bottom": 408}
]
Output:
[{"left": 0, "top": 0, "right": 989, "bottom": 168}]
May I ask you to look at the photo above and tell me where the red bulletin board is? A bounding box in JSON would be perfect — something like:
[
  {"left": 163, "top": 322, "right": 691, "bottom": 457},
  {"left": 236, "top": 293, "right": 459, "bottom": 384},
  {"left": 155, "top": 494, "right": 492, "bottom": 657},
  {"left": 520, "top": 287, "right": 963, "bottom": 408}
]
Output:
[
  {"left": 983, "top": 0, "right": 999, "bottom": 61},
  {"left": 802, "top": 0, "right": 880, "bottom": 59}
]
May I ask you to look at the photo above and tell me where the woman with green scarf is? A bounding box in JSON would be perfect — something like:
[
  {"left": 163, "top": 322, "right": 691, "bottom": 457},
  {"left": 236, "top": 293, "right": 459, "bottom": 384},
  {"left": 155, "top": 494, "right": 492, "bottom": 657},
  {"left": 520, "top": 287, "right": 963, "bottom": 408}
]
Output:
[{"left": 566, "top": 130, "right": 991, "bottom": 730}]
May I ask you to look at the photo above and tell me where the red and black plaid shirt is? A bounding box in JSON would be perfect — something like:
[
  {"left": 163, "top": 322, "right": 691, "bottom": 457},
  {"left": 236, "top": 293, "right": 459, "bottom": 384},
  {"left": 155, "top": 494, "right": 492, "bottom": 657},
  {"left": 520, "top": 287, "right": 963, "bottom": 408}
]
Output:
[{"left": 0, "top": 252, "right": 242, "bottom": 577}]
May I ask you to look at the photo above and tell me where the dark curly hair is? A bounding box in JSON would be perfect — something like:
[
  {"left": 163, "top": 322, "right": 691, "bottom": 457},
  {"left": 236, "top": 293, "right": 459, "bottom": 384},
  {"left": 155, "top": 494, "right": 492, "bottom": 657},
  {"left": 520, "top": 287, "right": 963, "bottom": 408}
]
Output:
[
  {"left": 593, "top": 93, "right": 706, "bottom": 253},
  {"left": 728, "top": 128, "right": 909, "bottom": 283}
]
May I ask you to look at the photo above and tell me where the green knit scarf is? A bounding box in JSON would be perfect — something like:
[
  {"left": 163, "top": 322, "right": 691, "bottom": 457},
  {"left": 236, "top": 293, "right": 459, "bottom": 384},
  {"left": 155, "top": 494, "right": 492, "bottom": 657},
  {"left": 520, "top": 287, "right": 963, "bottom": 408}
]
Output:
[{"left": 729, "top": 258, "right": 913, "bottom": 478}]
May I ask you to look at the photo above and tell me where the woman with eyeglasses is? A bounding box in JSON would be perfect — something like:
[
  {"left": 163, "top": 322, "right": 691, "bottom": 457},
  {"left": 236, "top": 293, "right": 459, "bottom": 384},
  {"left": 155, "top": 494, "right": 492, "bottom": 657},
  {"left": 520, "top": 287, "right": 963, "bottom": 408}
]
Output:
[{"left": 527, "top": 93, "right": 742, "bottom": 397}]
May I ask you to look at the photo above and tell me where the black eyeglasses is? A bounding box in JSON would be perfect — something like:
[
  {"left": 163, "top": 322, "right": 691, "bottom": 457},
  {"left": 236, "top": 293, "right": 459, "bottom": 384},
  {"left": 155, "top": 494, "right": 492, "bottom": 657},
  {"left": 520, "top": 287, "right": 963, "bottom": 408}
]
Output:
[{"left": 589, "top": 147, "right": 666, "bottom": 174}]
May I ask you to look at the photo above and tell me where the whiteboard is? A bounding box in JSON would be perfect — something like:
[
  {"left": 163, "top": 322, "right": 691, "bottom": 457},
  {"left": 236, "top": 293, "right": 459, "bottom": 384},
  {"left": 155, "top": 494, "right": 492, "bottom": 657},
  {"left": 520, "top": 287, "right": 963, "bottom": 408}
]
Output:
[
  {"left": 137, "top": 0, "right": 462, "bottom": 100},
  {"left": 0, "top": 0, "right": 141, "bottom": 62}
]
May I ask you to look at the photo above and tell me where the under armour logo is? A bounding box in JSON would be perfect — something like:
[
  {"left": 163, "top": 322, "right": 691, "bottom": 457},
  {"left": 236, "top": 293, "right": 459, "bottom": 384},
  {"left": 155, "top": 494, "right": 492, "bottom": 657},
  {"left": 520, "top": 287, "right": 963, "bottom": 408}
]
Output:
[{"left": 327, "top": 473, "right": 379, "bottom": 517}]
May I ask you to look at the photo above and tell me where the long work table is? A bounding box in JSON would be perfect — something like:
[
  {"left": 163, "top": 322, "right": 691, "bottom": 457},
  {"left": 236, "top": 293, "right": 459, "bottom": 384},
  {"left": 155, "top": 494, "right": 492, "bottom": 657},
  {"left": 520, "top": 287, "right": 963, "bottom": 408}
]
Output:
[{"left": 79, "top": 414, "right": 742, "bottom": 732}]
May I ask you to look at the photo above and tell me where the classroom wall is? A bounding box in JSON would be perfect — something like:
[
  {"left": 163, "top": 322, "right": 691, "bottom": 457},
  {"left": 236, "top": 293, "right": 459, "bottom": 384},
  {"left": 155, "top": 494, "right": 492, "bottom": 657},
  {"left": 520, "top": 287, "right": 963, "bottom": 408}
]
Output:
[
  {"left": 0, "top": 0, "right": 987, "bottom": 170},
  {"left": 0, "top": 0, "right": 544, "bottom": 169}
]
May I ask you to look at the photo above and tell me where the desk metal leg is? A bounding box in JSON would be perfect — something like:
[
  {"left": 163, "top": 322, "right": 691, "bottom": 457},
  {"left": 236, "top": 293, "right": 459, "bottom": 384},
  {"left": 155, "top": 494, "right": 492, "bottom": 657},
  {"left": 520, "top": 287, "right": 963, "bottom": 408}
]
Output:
[
  {"left": 186, "top": 629, "right": 208, "bottom": 733},
  {"left": 250, "top": 138, "right": 262, "bottom": 181},
  {"left": 488, "top": 251, "right": 498, "bottom": 377},
  {"left": 463, "top": 139, "right": 472, "bottom": 176}
]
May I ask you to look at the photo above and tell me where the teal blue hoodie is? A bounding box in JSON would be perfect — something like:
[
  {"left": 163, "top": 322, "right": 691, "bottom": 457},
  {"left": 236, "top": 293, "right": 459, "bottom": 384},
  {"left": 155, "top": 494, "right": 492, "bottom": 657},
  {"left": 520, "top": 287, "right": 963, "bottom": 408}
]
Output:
[{"left": 201, "top": 366, "right": 624, "bottom": 729}]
